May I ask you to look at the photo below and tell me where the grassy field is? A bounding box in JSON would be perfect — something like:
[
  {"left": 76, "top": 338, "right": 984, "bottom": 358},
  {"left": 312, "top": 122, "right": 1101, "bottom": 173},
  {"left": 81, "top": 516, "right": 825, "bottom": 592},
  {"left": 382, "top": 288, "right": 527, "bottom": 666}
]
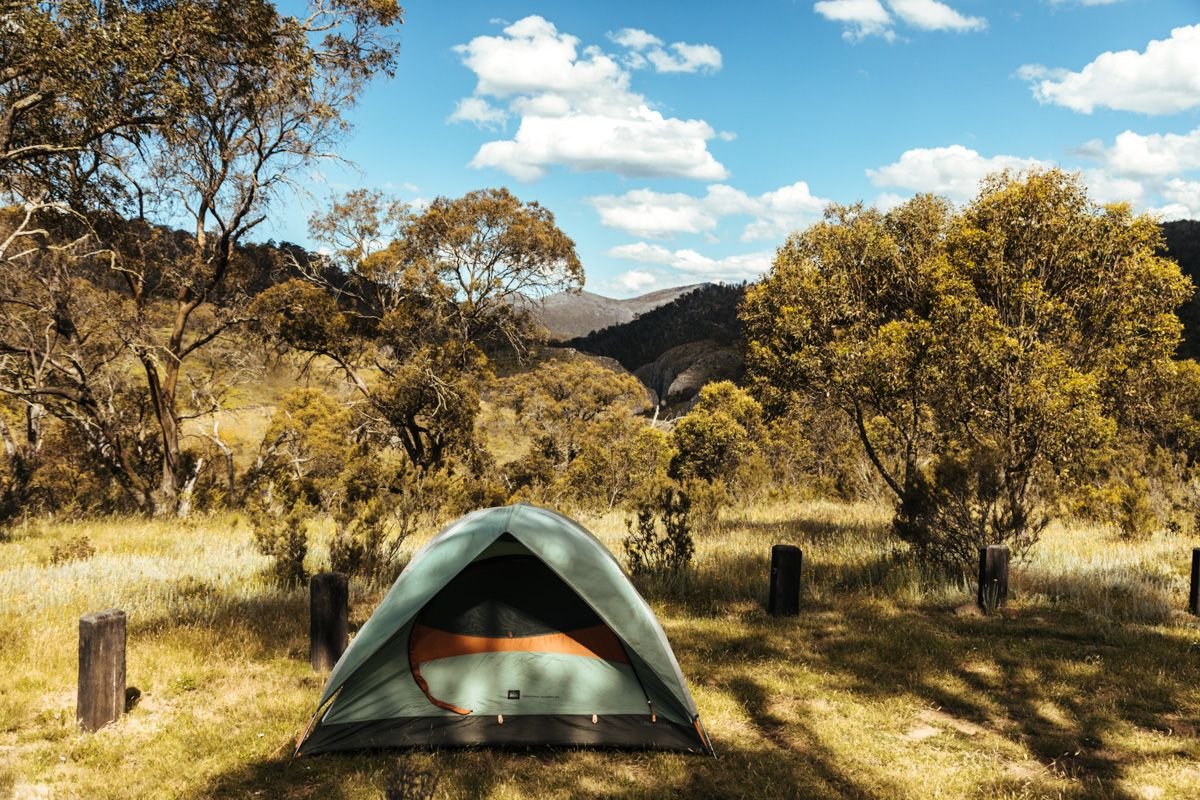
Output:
[{"left": 1, "top": 501, "right": 1198, "bottom": 799}]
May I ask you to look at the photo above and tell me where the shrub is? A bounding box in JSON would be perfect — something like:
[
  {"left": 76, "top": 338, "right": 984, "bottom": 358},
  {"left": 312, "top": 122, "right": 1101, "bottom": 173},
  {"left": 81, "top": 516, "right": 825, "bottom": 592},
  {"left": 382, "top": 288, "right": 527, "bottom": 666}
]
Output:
[
  {"left": 48, "top": 534, "right": 97, "bottom": 565},
  {"left": 623, "top": 485, "right": 694, "bottom": 578},
  {"left": 250, "top": 500, "right": 312, "bottom": 586}
]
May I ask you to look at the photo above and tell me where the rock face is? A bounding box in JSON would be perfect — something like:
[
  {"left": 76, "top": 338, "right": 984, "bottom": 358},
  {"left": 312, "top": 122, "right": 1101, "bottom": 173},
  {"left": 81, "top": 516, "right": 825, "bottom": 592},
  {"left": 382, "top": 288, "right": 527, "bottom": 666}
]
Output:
[
  {"left": 520, "top": 284, "right": 707, "bottom": 340},
  {"left": 634, "top": 340, "right": 742, "bottom": 405}
]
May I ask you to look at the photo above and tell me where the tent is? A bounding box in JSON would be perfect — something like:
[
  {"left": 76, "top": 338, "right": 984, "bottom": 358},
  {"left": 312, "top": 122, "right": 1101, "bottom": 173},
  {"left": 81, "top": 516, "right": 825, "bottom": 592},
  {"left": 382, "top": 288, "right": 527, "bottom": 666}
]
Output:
[{"left": 296, "top": 503, "right": 714, "bottom": 755}]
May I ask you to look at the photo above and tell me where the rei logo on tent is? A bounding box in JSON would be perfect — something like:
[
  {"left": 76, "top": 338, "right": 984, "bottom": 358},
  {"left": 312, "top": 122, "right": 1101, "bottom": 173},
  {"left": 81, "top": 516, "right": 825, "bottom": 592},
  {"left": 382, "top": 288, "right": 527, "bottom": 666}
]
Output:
[{"left": 295, "top": 504, "right": 714, "bottom": 755}]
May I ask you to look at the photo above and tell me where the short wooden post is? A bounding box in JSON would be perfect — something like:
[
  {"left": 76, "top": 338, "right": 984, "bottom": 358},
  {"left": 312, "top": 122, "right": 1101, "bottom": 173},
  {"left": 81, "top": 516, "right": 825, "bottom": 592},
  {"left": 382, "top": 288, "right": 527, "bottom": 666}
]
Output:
[
  {"left": 768, "top": 544, "right": 802, "bottom": 616},
  {"left": 77, "top": 609, "right": 126, "bottom": 732},
  {"left": 977, "top": 545, "right": 1010, "bottom": 614},
  {"left": 1189, "top": 548, "right": 1200, "bottom": 616},
  {"left": 310, "top": 572, "right": 348, "bottom": 671}
]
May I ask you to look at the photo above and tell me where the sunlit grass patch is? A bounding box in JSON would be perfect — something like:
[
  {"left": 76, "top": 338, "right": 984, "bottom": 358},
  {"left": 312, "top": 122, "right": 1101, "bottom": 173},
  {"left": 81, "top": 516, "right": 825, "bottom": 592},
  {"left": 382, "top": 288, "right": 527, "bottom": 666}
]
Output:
[{"left": 1, "top": 500, "right": 1198, "bottom": 798}]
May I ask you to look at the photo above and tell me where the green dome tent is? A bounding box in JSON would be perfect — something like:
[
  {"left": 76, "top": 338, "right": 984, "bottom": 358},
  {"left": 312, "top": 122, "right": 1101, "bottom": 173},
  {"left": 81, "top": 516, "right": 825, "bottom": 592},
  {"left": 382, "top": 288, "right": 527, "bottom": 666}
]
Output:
[{"left": 296, "top": 504, "right": 714, "bottom": 755}]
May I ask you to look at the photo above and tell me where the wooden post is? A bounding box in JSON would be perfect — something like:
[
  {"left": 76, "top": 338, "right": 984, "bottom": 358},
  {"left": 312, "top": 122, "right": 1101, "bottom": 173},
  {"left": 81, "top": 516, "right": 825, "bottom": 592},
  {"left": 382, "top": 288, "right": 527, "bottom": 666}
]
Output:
[
  {"left": 977, "top": 545, "right": 1010, "bottom": 614},
  {"left": 768, "top": 544, "right": 802, "bottom": 616},
  {"left": 1189, "top": 548, "right": 1200, "bottom": 616},
  {"left": 310, "top": 572, "right": 348, "bottom": 671},
  {"left": 77, "top": 609, "right": 126, "bottom": 732}
]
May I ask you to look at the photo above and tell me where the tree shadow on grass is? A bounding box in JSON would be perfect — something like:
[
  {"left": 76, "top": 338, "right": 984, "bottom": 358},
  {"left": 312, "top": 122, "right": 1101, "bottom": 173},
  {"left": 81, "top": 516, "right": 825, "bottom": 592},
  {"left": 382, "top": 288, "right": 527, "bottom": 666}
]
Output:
[{"left": 807, "top": 604, "right": 1200, "bottom": 798}]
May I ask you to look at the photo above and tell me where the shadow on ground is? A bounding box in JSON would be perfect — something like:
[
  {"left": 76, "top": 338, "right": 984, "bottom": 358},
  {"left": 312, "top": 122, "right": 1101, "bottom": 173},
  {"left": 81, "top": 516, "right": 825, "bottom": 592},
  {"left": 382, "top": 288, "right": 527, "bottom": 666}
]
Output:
[{"left": 192, "top": 515, "right": 1200, "bottom": 799}]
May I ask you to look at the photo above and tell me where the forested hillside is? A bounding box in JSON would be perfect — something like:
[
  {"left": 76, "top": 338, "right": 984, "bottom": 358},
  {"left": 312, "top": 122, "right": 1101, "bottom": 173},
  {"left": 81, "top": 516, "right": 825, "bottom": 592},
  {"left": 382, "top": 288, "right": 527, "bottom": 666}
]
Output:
[
  {"left": 567, "top": 283, "right": 745, "bottom": 371},
  {"left": 1163, "top": 220, "right": 1200, "bottom": 358}
]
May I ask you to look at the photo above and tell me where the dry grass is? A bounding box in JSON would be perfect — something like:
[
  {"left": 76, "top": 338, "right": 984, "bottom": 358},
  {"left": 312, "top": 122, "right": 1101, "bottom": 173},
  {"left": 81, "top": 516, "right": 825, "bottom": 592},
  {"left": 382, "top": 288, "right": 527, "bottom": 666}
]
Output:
[{"left": 1, "top": 501, "right": 1198, "bottom": 799}]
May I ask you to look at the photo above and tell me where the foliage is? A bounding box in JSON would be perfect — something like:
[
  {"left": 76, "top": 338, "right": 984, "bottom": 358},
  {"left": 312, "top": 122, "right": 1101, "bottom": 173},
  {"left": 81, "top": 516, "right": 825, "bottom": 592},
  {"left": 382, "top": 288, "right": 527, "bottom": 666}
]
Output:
[
  {"left": 743, "top": 170, "right": 1192, "bottom": 570},
  {"left": 623, "top": 484, "right": 694, "bottom": 577},
  {"left": 247, "top": 388, "right": 356, "bottom": 508},
  {"left": 506, "top": 356, "right": 648, "bottom": 468},
  {"left": 670, "top": 381, "right": 763, "bottom": 484},
  {"left": 566, "top": 413, "right": 675, "bottom": 510},
  {"left": 250, "top": 499, "right": 312, "bottom": 586},
  {"left": 0, "top": 0, "right": 403, "bottom": 514},
  {"left": 47, "top": 534, "right": 96, "bottom": 565},
  {"left": 255, "top": 188, "right": 583, "bottom": 473}
]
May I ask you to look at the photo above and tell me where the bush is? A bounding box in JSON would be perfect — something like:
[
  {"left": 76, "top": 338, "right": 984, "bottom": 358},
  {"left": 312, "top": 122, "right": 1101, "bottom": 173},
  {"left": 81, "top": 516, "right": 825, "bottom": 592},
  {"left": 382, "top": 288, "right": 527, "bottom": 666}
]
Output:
[
  {"left": 330, "top": 497, "right": 395, "bottom": 580},
  {"left": 623, "top": 485, "right": 694, "bottom": 578},
  {"left": 48, "top": 534, "right": 96, "bottom": 565},
  {"left": 893, "top": 451, "right": 1046, "bottom": 573},
  {"left": 251, "top": 500, "right": 312, "bottom": 585}
]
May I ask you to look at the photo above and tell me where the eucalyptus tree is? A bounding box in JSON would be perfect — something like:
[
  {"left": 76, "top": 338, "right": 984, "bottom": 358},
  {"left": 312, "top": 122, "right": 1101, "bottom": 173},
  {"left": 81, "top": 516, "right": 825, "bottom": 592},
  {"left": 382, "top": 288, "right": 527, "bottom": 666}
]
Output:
[
  {"left": 254, "top": 188, "right": 584, "bottom": 470},
  {"left": 0, "top": 0, "right": 403, "bottom": 514},
  {"left": 743, "top": 170, "right": 1190, "bottom": 568}
]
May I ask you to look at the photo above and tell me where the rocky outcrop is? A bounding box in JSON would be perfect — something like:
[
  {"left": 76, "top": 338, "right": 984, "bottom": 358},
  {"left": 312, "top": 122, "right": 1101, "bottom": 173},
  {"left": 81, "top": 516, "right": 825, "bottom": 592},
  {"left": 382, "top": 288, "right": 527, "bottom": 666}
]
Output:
[{"left": 634, "top": 340, "right": 742, "bottom": 404}]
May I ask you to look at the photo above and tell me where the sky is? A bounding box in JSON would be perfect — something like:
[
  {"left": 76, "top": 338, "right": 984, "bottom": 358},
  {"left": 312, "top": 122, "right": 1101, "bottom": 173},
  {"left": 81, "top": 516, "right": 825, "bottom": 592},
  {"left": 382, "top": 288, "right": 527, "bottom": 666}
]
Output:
[{"left": 266, "top": 0, "right": 1200, "bottom": 297}]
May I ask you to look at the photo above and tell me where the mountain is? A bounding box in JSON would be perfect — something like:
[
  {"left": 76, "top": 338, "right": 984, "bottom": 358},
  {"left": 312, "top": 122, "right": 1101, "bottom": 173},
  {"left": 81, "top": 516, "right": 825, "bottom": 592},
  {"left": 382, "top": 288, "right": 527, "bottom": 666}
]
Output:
[
  {"left": 524, "top": 284, "right": 707, "bottom": 340},
  {"left": 568, "top": 283, "right": 746, "bottom": 406},
  {"left": 1163, "top": 220, "right": 1200, "bottom": 359}
]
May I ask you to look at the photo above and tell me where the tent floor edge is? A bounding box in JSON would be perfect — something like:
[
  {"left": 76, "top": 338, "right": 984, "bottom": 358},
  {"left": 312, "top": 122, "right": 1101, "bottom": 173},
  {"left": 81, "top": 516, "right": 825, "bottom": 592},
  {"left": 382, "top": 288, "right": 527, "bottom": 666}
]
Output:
[{"left": 298, "top": 714, "right": 708, "bottom": 755}]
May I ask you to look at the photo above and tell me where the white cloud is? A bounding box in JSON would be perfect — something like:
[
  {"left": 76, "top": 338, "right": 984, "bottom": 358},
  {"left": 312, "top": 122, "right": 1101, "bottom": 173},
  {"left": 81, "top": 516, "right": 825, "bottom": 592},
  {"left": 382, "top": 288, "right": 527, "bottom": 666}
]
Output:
[
  {"left": 1151, "top": 203, "right": 1198, "bottom": 221},
  {"left": 608, "top": 27, "right": 722, "bottom": 73},
  {"left": 1048, "top": 1, "right": 1132, "bottom": 7},
  {"left": 608, "top": 28, "right": 663, "bottom": 50},
  {"left": 452, "top": 16, "right": 727, "bottom": 181},
  {"left": 1020, "top": 25, "right": 1200, "bottom": 115},
  {"left": 611, "top": 269, "right": 659, "bottom": 292},
  {"left": 647, "top": 42, "right": 723, "bottom": 73},
  {"left": 609, "top": 242, "right": 774, "bottom": 282},
  {"left": 446, "top": 97, "right": 507, "bottom": 129},
  {"left": 1163, "top": 178, "right": 1200, "bottom": 213},
  {"left": 1079, "top": 169, "right": 1145, "bottom": 205},
  {"left": 872, "top": 192, "right": 909, "bottom": 212},
  {"left": 591, "top": 181, "right": 830, "bottom": 241},
  {"left": 814, "top": 0, "right": 894, "bottom": 41},
  {"left": 813, "top": 0, "right": 985, "bottom": 41},
  {"left": 867, "top": 145, "right": 1048, "bottom": 201},
  {"left": 889, "top": 0, "right": 985, "bottom": 31},
  {"left": 1079, "top": 127, "right": 1200, "bottom": 177}
]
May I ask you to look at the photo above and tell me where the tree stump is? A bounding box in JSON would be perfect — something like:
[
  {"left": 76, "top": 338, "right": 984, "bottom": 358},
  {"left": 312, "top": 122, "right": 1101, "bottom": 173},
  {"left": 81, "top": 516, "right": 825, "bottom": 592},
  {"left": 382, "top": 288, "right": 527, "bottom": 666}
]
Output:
[
  {"left": 768, "top": 544, "right": 802, "bottom": 616},
  {"left": 310, "top": 572, "right": 349, "bottom": 671},
  {"left": 77, "top": 609, "right": 126, "bottom": 731},
  {"left": 1189, "top": 548, "right": 1200, "bottom": 617},
  {"left": 977, "top": 545, "right": 1010, "bottom": 614}
]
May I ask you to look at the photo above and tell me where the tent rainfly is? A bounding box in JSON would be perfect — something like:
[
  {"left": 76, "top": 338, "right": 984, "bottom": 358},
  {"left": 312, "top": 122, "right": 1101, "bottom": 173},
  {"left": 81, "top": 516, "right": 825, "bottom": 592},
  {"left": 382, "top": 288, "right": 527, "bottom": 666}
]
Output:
[{"left": 295, "top": 504, "right": 714, "bottom": 755}]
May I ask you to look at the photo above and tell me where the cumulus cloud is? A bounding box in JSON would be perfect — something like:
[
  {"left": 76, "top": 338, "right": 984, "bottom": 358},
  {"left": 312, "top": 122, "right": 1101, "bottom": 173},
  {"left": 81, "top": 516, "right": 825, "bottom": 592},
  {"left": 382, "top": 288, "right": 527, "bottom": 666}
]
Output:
[
  {"left": 1078, "top": 126, "right": 1200, "bottom": 177},
  {"left": 607, "top": 28, "right": 663, "bottom": 50},
  {"left": 1020, "top": 25, "right": 1200, "bottom": 115},
  {"left": 591, "top": 182, "right": 830, "bottom": 241},
  {"left": 813, "top": 0, "right": 985, "bottom": 41},
  {"left": 868, "top": 145, "right": 1049, "bottom": 201},
  {"left": 610, "top": 269, "right": 659, "bottom": 292},
  {"left": 814, "top": 0, "right": 894, "bottom": 41},
  {"left": 889, "top": 0, "right": 985, "bottom": 32},
  {"left": 609, "top": 242, "right": 774, "bottom": 282},
  {"left": 446, "top": 97, "right": 507, "bottom": 129},
  {"left": 451, "top": 16, "right": 727, "bottom": 181},
  {"left": 607, "top": 29, "right": 722, "bottom": 73}
]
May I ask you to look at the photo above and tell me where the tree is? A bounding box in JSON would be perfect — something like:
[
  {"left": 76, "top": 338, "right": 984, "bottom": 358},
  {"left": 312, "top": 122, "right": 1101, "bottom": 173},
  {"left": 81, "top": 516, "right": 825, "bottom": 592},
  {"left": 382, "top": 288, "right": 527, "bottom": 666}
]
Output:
[
  {"left": 255, "top": 188, "right": 584, "bottom": 471},
  {"left": 0, "top": 0, "right": 403, "bottom": 514},
  {"left": 670, "top": 380, "right": 763, "bottom": 484},
  {"left": 743, "top": 170, "right": 1191, "bottom": 569},
  {"left": 507, "top": 357, "right": 649, "bottom": 468}
]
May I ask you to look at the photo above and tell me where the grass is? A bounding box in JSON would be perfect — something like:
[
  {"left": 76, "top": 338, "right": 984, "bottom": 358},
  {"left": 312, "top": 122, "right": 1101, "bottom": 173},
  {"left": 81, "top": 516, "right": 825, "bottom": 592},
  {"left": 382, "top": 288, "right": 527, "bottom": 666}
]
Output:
[{"left": 1, "top": 501, "right": 1198, "bottom": 799}]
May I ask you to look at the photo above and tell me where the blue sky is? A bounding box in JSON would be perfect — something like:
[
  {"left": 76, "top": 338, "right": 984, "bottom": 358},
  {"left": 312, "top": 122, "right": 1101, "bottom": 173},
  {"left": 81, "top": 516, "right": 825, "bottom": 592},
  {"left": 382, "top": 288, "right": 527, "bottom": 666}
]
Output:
[{"left": 267, "top": 0, "right": 1200, "bottom": 296}]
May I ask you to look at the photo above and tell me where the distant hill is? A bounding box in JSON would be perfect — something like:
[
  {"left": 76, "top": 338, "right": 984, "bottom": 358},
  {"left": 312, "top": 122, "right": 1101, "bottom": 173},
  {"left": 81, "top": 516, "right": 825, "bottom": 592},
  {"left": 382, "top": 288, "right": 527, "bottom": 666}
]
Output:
[
  {"left": 567, "top": 283, "right": 746, "bottom": 406},
  {"left": 1163, "top": 220, "right": 1200, "bottom": 358},
  {"left": 522, "top": 284, "right": 707, "bottom": 340}
]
